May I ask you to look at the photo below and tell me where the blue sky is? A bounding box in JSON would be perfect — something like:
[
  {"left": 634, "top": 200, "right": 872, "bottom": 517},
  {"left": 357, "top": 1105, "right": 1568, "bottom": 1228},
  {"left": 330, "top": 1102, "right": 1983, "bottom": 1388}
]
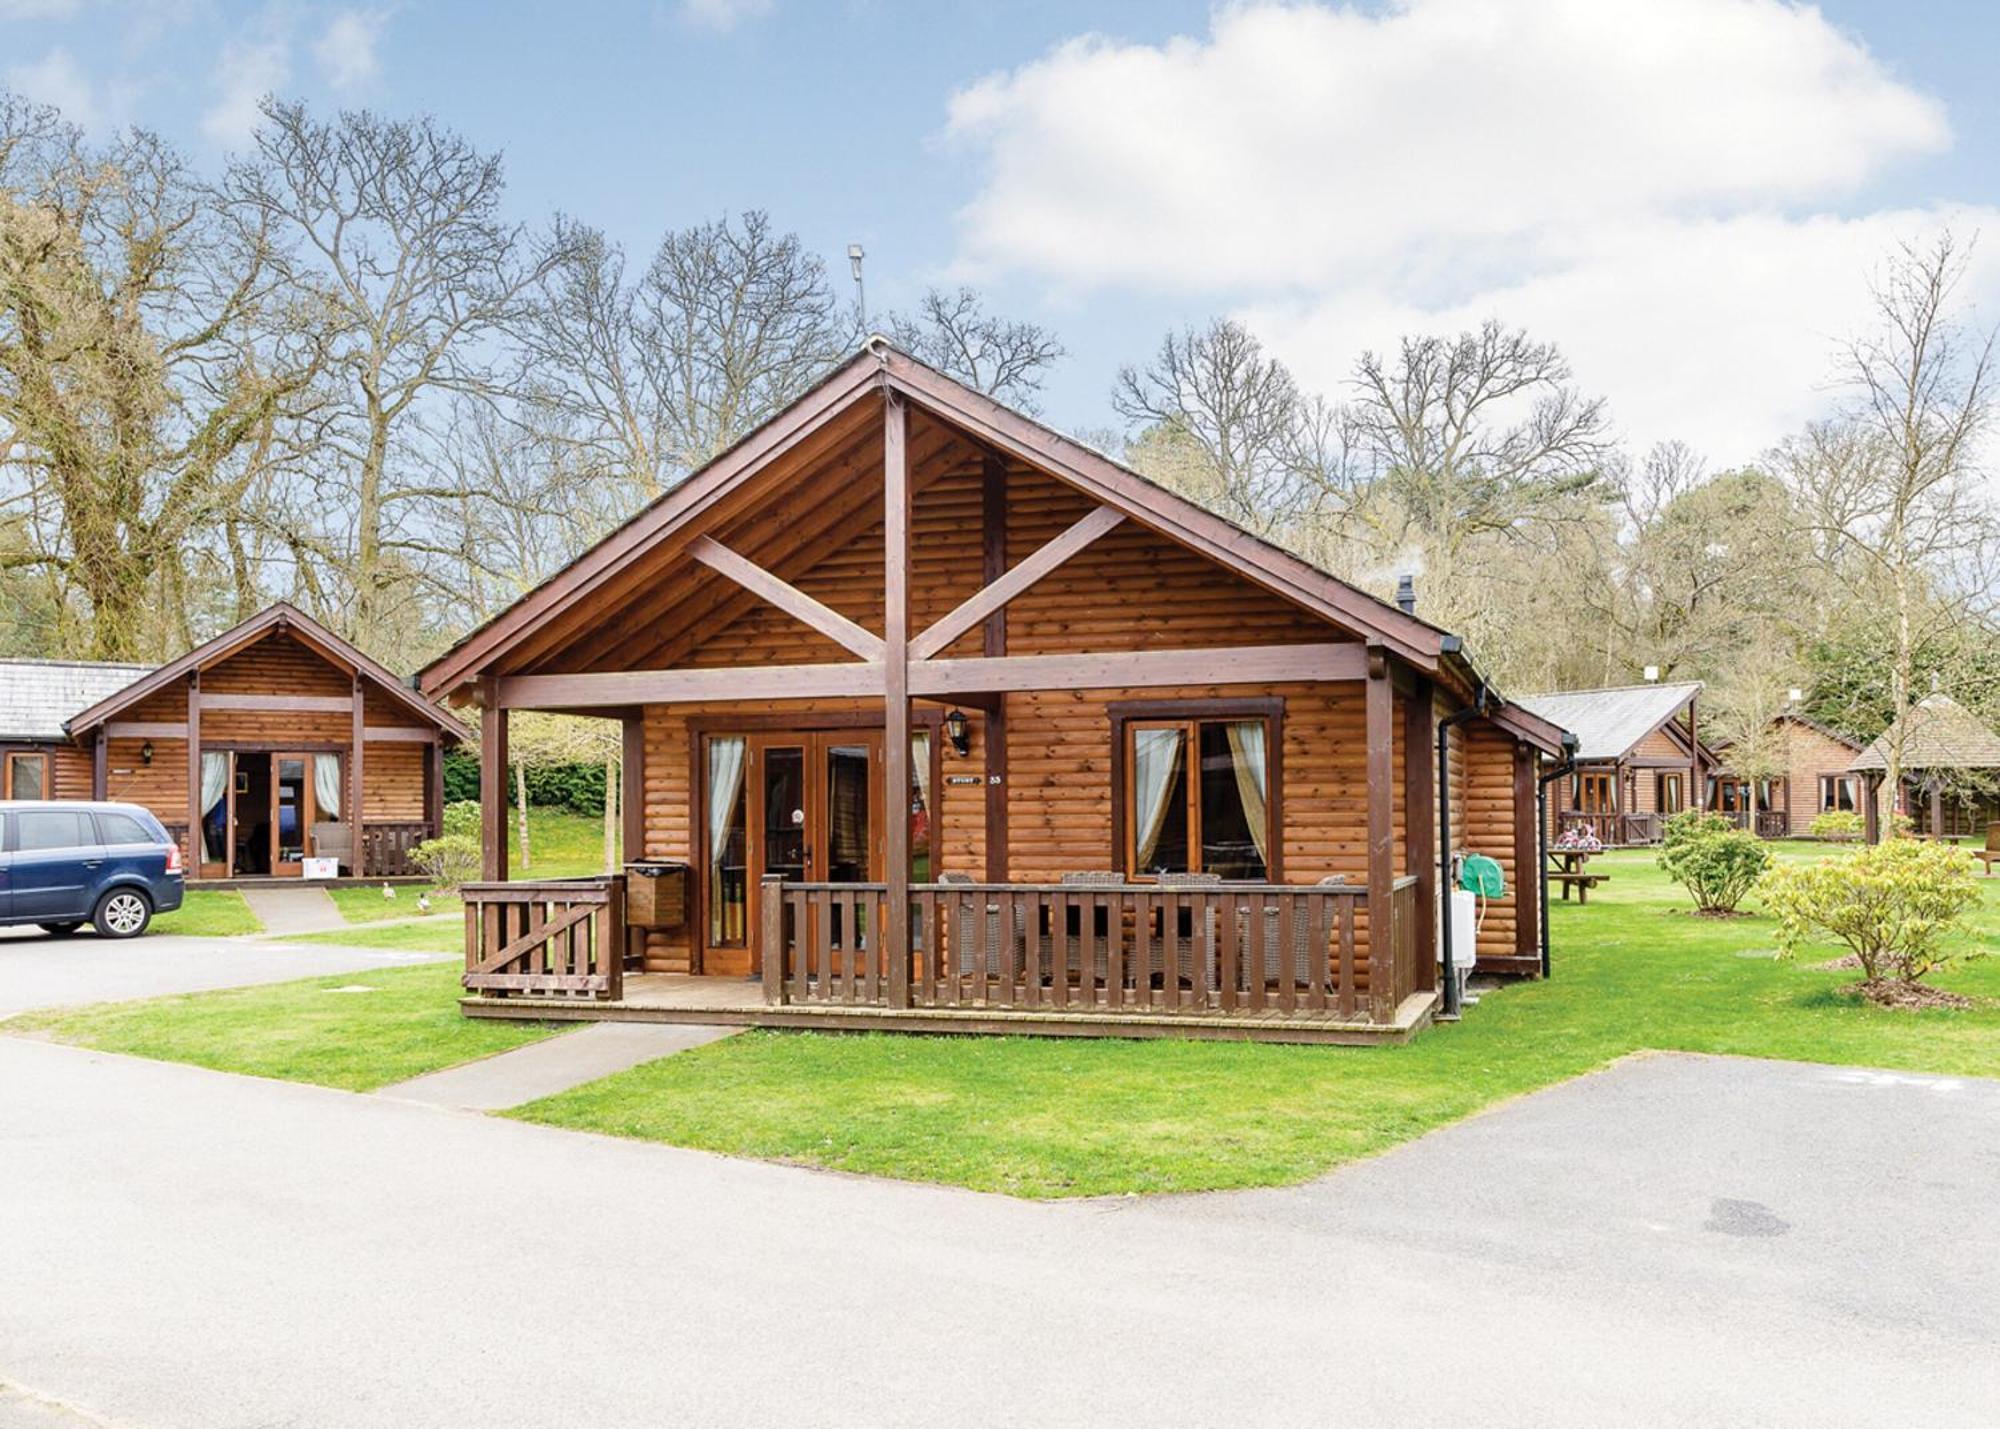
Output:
[{"left": 6, "top": 0, "right": 1998, "bottom": 467}]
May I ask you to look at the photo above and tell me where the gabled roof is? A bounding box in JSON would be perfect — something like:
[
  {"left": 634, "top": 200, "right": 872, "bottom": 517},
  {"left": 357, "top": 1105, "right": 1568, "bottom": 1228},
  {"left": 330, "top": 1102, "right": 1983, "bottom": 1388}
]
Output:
[
  {"left": 0, "top": 659, "right": 152, "bottom": 741},
  {"left": 65, "top": 603, "right": 469, "bottom": 742},
  {"left": 1513, "top": 681, "right": 1702, "bottom": 763},
  {"left": 419, "top": 340, "right": 1466, "bottom": 698},
  {"left": 1850, "top": 692, "right": 2000, "bottom": 772}
]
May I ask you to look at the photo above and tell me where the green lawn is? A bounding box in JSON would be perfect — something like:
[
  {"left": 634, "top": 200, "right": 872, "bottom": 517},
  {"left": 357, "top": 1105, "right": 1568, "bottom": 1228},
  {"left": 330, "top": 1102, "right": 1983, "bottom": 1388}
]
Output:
[
  {"left": 508, "top": 843, "right": 2000, "bottom": 1197},
  {"left": 9, "top": 961, "right": 562, "bottom": 1092},
  {"left": 290, "top": 918, "right": 463, "bottom": 955},
  {"left": 17, "top": 840, "right": 1997, "bottom": 1197},
  {"left": 327, "top": 884, "right": 462, "bottom": 923},
  {"left": 152, "top": 888, "right": 261, "bottom": 937}
]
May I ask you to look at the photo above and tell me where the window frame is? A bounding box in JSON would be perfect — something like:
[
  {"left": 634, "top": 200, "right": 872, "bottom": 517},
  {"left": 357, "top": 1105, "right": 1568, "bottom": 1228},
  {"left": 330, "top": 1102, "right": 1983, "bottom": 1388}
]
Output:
[
  {"left": 1819, "top": 773, "right": 1859, "bottom": 813},
  {"left": 1109, "top": 698, "right": 1282, "bottom": 883},
  {"left": 3, "top": 750, "right": 53, "bottom": 800}
]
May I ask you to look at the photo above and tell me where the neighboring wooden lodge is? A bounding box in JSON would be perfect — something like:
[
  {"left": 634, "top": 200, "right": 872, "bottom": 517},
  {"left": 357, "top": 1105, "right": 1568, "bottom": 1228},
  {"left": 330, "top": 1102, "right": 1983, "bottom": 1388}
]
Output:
[
  {"left": 1852, "top": 692, "right": 2000, "bottom": 841},
  {"left": 1711, "top": 710, "right": 1866, "bottom": 839},
  {"left": 1, "top": 604, "right": 467, "bottom": 880},
  {"left": 1523, "top": 682, "right": 1712, "bottom": 846},
  {"left": 419, "top": 342, "right": 1573, "bottom": 1044}
]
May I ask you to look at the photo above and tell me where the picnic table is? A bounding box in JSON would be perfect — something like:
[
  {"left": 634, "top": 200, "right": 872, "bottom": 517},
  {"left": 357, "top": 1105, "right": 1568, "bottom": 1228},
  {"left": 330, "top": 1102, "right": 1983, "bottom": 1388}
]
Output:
[{"left": 1548, "top": 847, "right": 1610, "bottom": 903}]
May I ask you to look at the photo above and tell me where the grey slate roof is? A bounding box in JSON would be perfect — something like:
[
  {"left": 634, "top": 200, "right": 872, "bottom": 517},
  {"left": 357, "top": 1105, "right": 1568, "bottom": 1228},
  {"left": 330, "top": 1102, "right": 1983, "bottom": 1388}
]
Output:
[
  {"left": 1513, "top": 681, "right": 1703, "bottom": 763},
  {"left": 0, "top": 659, "right": 151, "bottom": 742},
  {"left": 1850, "top": 693, "right": 2000, "bottom": 772}
]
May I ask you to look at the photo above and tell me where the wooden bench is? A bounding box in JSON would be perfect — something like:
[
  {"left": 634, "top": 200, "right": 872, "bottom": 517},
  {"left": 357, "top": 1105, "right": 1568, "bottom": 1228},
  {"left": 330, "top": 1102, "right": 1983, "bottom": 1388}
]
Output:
[
  {"left": 1551, "top": 870, "right": 1610, "bottom": 904},
  {"left": 1977, "top": 828, "right": 2000, "bottom": 876}
]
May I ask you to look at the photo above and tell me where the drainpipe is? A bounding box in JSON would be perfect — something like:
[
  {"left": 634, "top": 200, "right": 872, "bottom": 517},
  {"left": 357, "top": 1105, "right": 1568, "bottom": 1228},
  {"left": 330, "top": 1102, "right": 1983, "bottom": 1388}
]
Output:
[
  {"left": 1436, "top": 682, "right": 1489, "bottom": 1020},
  {"left": 1537, "top": 733, "right": 1581, "bottom": 980}
]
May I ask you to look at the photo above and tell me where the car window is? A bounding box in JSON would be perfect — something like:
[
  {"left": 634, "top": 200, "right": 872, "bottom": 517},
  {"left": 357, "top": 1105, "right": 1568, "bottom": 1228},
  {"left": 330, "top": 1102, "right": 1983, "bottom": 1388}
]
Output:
[
  {"left": 95, "top": 811, "right": 155, "bottom": 845},
  {"left": 15, "top": 809, "right": 93, "bottom": 852}
]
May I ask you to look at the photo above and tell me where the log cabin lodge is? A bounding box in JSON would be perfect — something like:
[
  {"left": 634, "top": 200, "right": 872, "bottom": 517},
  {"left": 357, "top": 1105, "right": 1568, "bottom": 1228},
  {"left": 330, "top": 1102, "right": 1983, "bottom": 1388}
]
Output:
[
  {"left": 418, "top": 340, "right": 1575, "bottom": 1044},
  {"left": 0, "top": 604, "right": 467, "bottom": 881}
]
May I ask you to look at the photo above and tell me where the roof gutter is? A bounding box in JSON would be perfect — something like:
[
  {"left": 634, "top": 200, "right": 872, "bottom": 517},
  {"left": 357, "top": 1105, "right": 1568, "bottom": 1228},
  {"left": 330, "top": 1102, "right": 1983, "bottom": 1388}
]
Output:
[{"left": 1436, "top": 679, "right": 1489, "bottom": 1020}]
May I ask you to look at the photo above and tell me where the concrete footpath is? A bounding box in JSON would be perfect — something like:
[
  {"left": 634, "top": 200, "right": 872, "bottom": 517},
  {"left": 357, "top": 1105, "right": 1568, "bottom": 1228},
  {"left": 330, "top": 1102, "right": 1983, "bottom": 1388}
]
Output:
[
  {"left": 234, "top": 885, "right": 346, "bottom": 936},
  {"left": 379, "top": 1023, "right": 738, "bottom": 1111}
]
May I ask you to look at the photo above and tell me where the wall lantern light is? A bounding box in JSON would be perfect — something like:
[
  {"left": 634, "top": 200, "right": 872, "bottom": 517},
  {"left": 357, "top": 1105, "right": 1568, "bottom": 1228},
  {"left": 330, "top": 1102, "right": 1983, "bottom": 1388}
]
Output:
[
  {"left": 140, "top": 740, "right": 154, "bottom": 765},
  {"left": 943, "top": 708, "right": 971, "bottom": 758}
]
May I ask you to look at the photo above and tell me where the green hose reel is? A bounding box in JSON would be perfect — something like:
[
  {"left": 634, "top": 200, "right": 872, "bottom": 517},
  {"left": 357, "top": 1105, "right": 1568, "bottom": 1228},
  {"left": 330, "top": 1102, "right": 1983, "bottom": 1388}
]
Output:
[{"left": 1458, "top": 853, "right": 1505, "bottom": 899}]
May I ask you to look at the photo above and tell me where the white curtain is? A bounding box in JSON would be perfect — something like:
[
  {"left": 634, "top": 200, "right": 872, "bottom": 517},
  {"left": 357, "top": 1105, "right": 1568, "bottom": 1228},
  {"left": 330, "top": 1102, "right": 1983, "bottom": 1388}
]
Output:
[
  {"left": 911, "top": 731, "right": 932, "bottom": 817},
  {"left": 707, "top": 736, "right": 746, "bottom": 864},
  {"left": 1224, "top": 720, "right": 1269, "bottom": 862},
  {"left": 200, "top": 752, "right": 229, "bottom": 817},
  {"left": 312, "top": 754, "right": 342, "bottom": 819},
  {"left": 1133, "top": 727, "right": 1184, "bottom": 869}
]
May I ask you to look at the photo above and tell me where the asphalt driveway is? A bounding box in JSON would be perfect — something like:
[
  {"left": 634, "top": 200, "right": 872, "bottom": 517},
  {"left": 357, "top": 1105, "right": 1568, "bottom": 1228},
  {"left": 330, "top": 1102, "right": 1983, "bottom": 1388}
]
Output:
[
  {"left": 0, "top": 923, "right": 449, "bottom": 1018},
  {"left": 1, "top": 1044, "right": 1994, "bottom": 1428}
]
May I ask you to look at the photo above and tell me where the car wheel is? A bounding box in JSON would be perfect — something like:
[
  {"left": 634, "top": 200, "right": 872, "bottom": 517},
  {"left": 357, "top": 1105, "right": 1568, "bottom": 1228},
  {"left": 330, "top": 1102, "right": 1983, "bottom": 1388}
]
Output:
[
  {"left": 92, "top": 888, "right": 153, "bottom": 939},
  {"left": 38, "top": 922, "right": 82, "bottom": 938}
]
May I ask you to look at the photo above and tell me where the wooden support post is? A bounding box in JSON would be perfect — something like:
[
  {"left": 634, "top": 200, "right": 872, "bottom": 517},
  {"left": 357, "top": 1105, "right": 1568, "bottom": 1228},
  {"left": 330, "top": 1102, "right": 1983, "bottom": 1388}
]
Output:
[
  {"left": 479, "top": 676, "right": 509, "bottom": 881},
  {"left": 883, "top": 392, "right": 912, "bottom": 1008},
  {"left": 982, "top": 453, "right": 1008, "bottom": 883},
  {"left": 425, "top": 733, "right": 444, "bottom": 837},
  {"left": 185, "top": 673, "right": 201, "bottom": 871},
  {"left": 1365, "top": 647, "right": 1394, "bottom": 1021},
  {"left": 350, "top": 676, "right": 366, "bottom": 878},
  {"left": 1403, "top": 680, "right": 1436, "bottom": 992},
  {"left": 92, "top": 729, "right": 107, "bottom": 801},
  {"left": 622, "top": 713, "right": 646, "bottom": 865},
  {"left": 760, "top": 875, "right": 786, "bottom": 1003},
  {"left": 1930, "top": 780, "right": 1945, "bottom": 839},
  {"left": 1513, "top": 743, "right": 1538, "bottom": 962}
]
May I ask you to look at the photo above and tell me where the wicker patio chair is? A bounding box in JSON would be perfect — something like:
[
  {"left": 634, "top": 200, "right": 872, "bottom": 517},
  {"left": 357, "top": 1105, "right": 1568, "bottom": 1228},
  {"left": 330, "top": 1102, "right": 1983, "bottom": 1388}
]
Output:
[
  {"left": 936, "top": 871, "right": 1025, "bottom": 983},
  {"left": 1058, "top": 871, "right": 1126, "bottom": 990},
  {"left": 1155, "top": 872, "right": 1222, "bottom": 991}
]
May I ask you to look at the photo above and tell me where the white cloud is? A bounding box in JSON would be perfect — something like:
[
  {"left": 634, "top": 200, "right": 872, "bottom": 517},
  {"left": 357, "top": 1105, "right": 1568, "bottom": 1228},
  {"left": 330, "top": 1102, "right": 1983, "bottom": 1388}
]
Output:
[
  {"left": 6, "top": 47, "right": 99, "bottom": 130},
  {"left": 676, "top": 0, "right": 771, "bottom": 33},
  {"left": 314, "top": 8, "right": 387, "bottom": 90},
  {"left": 200, "top": 31, "right": 289, "bottom": 149},
  {"left": 944, "top": 0, "right": 1985, "bottom": 464}
]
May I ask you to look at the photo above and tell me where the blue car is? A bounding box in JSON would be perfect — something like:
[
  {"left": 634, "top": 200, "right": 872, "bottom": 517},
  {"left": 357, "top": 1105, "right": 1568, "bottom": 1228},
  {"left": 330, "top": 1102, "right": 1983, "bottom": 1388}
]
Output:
[{"left": 0, "top": 801, "right": 186, "bottom": 939}]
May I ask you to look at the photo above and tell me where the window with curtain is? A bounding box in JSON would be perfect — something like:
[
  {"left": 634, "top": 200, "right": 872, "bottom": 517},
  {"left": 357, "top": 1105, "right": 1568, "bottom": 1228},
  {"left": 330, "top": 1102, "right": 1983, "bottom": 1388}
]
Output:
[
  {"left": 1820, "top": 774, "right": 1858, "bottom": 812},
  {"left": 706, "top": 736, "right": 747, "bottom": 946},
  {"left": 4, "top": 752, "right": 50, "bottom": 800},
  {"left": 199, "top": 752, "right": 230, "bottom": 864},
  {"left": 1123, "top": 715, "right": 1271, "bottom": 880},
  {"left": 909, "top": 730, "right": 932, "bottom": 882}
]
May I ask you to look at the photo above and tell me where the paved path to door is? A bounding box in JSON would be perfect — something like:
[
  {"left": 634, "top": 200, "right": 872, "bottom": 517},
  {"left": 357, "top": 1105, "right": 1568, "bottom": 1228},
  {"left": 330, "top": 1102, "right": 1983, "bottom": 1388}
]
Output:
[
  {"left": 379, "top": 1023, "right": 739, "bottom": 1111},
  {"left": 0, "top": 925, "right": 449, "bottom": 1018},
  {"left": 234, "top": 884, "right": 346, "bottom": 936},
  {"left": 1, "top": 1045, "right": 1994, "bottom": 1429}
]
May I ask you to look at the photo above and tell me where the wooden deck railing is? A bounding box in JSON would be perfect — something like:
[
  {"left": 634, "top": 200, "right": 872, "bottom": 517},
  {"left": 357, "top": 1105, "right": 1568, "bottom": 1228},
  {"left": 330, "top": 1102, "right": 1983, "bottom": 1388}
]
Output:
[
  {"left": 361, "top": 820, "right": 429, "bottom": 877},
  {"left": 1557, "top": 812, "right": 1663, "bottom": 846},
  {"left": 1721, "top": 810, "right": 1790, "bottom": 839},
  {"left": 759, "top": 877, "right": 1427, "bottom": 1024},
  {"left": 461, "top": 877, "right": 625, "bottom": 1001}
]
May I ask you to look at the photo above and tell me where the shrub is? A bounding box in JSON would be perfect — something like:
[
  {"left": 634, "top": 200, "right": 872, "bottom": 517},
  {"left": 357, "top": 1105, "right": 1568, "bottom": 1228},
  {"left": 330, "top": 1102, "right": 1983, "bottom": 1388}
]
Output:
[
  {"left": 441, "top": 799, "right": 481, "bottom": 839},
  {"left": 1658, "top": 827, "right": 1770, "bottom": 914},
  {"left": 410, "top": 834, "right": 481, "bottom": 891},
  {"left": 1810, "top": 809, "right": 1864, "bottom": 841},
  {"left": 1757, "top": 839, "right": 1983, "bottom": 987},
  {"left": 1661, "top": 809, "right": 1735, "bottom": 849}
]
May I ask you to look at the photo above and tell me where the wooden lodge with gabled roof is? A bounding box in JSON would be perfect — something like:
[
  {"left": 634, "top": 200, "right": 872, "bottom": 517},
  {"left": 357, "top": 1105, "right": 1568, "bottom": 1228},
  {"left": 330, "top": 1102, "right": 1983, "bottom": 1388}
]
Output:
[
  {"left": 1519, "top": 680, "right": 1713, "bottom": 846},
  {"left": 0, "top": 603, "right": 470, "bottom": 881},
  {"left": 1852, "top": 690, "right": 2000, "bottom": 842},
  {"left": 418, "top": 340, "right": 1572, "bottom": 1044}
]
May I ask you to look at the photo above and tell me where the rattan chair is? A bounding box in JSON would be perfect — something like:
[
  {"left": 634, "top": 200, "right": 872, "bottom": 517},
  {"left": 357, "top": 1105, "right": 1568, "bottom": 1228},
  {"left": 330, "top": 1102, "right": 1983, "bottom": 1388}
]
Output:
[
  {"left": 937, "top": 871, "right": 1026, "bottom": 983},
  {"left": 1154, "top": 872, "right": 1222, "bottom": 991}
]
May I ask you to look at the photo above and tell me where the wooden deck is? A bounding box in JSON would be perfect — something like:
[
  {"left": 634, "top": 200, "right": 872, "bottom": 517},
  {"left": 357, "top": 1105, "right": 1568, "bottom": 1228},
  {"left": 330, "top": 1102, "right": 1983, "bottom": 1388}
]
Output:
[{"left": 461, "top": 973, "right": 1437, "bottom": 1045}]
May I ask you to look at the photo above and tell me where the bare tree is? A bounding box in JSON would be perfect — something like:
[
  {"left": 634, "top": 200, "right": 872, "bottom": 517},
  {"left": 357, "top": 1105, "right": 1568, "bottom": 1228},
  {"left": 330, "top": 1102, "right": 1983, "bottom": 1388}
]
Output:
[
  {"left": 0, "top": 98, "right": 322, "bottom": 659},
  {"left": 885, "top": 286, "right": 1063, "bottom": 410},
  {"left": 518, "top": 210, "right": 849, "bottom": 500},
  {"left": 1114, "top": 318, "right": 1330, "bottom": 537},
  {"left": 1782, "top": 233, "right": 1998, "bottom": 820},
  {"left": 1350, "top": 320, "right": 1613, "bottom": 565},
  {"left": 225, "top": 99, "right": 562, "bottom": 645},
  {"left": 1705, "top": 637, "right": 1803, "bottom": 830}
]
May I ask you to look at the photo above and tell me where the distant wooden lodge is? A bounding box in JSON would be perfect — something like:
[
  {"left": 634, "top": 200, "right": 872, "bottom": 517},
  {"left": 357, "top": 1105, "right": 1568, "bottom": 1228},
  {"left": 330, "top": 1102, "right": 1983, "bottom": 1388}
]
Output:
[
  {"left": 418, "top": 343, "right": 1571, "bottom": 1044},
  {"left": 1851, "top": 692, "right": 2000, "bottom": 841},
  {"left": 2, "top": 604, "right": 467, "bottom": 880},
  {"left": 1521, "top": 682, "right": 1711, "bottom": 845},
  {"left": 1710, "top": 710, "right": 1866, "bottom": 838}
]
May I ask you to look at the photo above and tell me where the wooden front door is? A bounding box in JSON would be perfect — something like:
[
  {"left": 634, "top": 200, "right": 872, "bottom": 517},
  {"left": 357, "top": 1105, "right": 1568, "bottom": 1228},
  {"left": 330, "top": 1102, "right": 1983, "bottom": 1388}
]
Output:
[
  {"left": 709, "top": 731, "right": 885, "bottom": 975},
  {"left": 272, "top": 752, "right": 318, "bottom": 876}
]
